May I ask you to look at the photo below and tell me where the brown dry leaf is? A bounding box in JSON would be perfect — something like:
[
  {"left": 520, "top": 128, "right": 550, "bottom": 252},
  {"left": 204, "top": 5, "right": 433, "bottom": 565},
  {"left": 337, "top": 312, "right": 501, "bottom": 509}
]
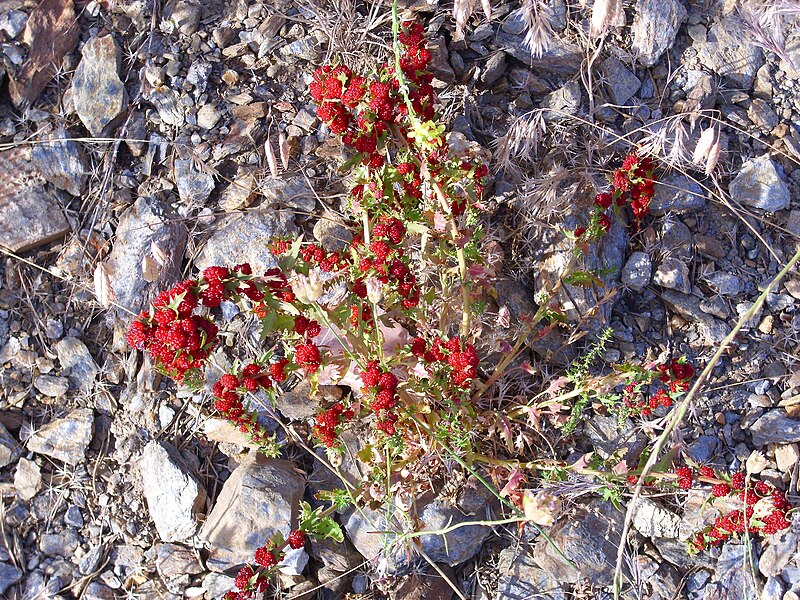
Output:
[
  {"left": 453, "top": 0, "right": 477, "bottom": 41},
  {"left": 522, "top": 490, "right": 562, "bottom": 526},
  {"left": 9, "top": 0, "right": 80, "bottom": 107},
  {"left": 278, "top": 131, "right": 290, "bottom": 169},
  {"left": 93, "top": 262, "right": 115, "bottom": 308},
  {"left": 141, "top": 255, "right": 160, "bottom": 282},
  {"left": 265, "top": 136, "right": 279, "bottom": 178},
  {"left": 150, "top": 241, "right": 169, "bottom": 267},
  {"left": 481, "top": 0, "right": 491, "bottom": 20}
]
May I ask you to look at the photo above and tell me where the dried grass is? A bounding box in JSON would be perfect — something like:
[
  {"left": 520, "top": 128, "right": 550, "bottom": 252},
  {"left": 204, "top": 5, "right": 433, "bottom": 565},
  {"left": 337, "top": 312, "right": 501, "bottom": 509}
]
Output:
[{"left": 739, "top": 0, "right": 800, "bottom": 69}]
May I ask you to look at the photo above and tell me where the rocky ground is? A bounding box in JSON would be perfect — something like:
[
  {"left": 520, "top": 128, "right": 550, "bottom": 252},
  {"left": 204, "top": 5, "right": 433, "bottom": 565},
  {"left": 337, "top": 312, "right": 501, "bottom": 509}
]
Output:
[{"left": 0, "top": 0, "right": 800, "bottom": 598}]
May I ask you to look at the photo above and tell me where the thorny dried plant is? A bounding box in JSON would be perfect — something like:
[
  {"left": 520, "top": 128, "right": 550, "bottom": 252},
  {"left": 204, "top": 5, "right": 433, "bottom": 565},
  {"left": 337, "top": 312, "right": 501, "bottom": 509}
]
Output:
[
  {"left": 521, "top": 0, "right": 556, "bottom": 59},
  {"left": 739, "top": 0, "right": 800, "bottom": 69},
  {"left": 453, "top": 0, "right": 492, "bottom": 42}
]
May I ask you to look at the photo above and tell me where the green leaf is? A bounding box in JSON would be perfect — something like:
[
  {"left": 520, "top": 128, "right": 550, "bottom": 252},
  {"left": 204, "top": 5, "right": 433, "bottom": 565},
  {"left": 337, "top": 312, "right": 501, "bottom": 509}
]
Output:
[
  {"left": 299, "top": 501, "right": 344, "bottom": 543},
  {"left": 564, "top": 270, "right": 604, "bottom": 288}
]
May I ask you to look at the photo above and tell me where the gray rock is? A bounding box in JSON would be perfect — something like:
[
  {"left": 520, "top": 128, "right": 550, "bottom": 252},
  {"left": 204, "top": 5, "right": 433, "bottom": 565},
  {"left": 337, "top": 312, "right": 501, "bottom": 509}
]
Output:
[
  {"left": 197, "top": 103, "right": 222, "bottom": 130},
  {"left": 40, "top": 529, "right": 81, "bottom": 556},
  {"left": 0, "top": 422, "right": 22, "bottom": 468},
  {"left": 703, "top": 541, "right": 757, "bottom": 600},
  {"left": 200, "top": 456, "right": 305, "bottom": 571},
  {"left": 83, "top": 582, "right": 116, "bottom": 600},
  {"left": 762, "top": 576, "right": 785, "bottom": 600},
  {"left": 14, "top": 457, "right": 41, "bottom": 501},
  {"left": 0, "top": 10, "right": 27, "bottom": 38},
  {"left": 601, "top": 57, "right": 640, "bottom": 105},
  {"left": 427, "top": 36, "right": 456, "bottom": 83},
  {"left": 533, "top": 500, "right": 625, "bottom": 586},
  {"left": 72, "top": 35, "right": 127, "bottom": 136},
  {"left": 218, "top": 165, "right": 258, "bottom": 211},
  {"left": 260, "top": 176, "right": 316, "bottom": 213},
  {"left": 79, "top": 544, "right": 105, "bottom": 575},
  {"left": 104, "top": 196, "right": 187, "bottom": 320},
  {"left": 748, "top": 98, "right": 779, "bottom": 132},
  {"left": 174, "top": 158, "right": 215, "bottom": 204},
  {"left": 621, "top": 251, "right": 652, "bottom": 291},
  {"left": 497, "top": 9, "right": 582, "bottom": 76},
  {"left": 194, "top": 210, "right": 297, "bottom": 275},
  {"left": 481, "top": 51, "right": 507, "bottom": 87},
  {"left": 343, "top": 495, "right": 491, "bottom": 574},
  {"left": 65, "top": 505, "right": 84, "bottom": 527},
  {"left": 0, "top": 148, "right": 71, "bottom": 253},
  {"left": 54, "top": 337, "right": 99, "bottom": 393},
  {"left": 203, "top": 573, "right": 236, "bottom": 599},
  {"left": 496, "top": 547, "right": 566, "bottom": 600},
  {"left": 276, "top": 379, "right": 325, "bottom": 420},
  {"left": 32, "top": 127, "right": 89, "bottom": 196},
  {"left": 313, "top": 218, "right": 353, "bottom": 252},
  {"left": 759, "top": 526, "right": 797, "bottom": 577},
  {"left": 542, "top": 81, "right": 582, "bottom": 118},
  {"left": 26, "top": 408, "right": 94, "bottom": 464},
  {"left": 631, "top": 0, "right": 687, "bottom": 66},
  {"left": 650, "top": 174, "right": 707, "bottom": 215},
  {"left": 139, "top": 440, "right": 206, "bottom": 543},
  {"left": 34, "top": 375, "right": 70, "bottom": 397},
  {"left": 662, "top": 290, "right": 732, "bottom": 344},
  {"left": 750, "top": 411, "right": 800, "bottom": 446},
  {"left": 280, "top": 37, "right": 320, "bottom": 62},
  {"left": 703, "top": 272, "right": 742, "bottom": 296},
  {"left": 186, "top": 61, "right": 212, "bottom": 91},
  {"left": 653, "top": 257, "right": 690, "bottom": 293},
  {"left": 661, "top": 220, "right": 693, "bottom": 259},
  {"left": 695, "top": 16, "right": 764, "bottom": 89},
  {"left": 686, "top": 435, "right": 722, "bottom": 466},
  {"left": 0, "top": 562, "right": 22, "bottom": 594},
  {"left": 729, "top": 155, "right": 791, "bottom": 212},
  {"left": 164, "top": 0, "right": 201, "bottom": 35},
  {"left": 156, "top": 543, "right": 203, "bottom": 578}
]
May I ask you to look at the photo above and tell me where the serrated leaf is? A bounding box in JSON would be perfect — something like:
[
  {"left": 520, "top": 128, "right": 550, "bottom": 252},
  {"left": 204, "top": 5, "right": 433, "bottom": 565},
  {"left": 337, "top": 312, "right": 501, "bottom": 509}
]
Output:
[{"left": 563, "top": 270, "right": 604, "bottom": 288}]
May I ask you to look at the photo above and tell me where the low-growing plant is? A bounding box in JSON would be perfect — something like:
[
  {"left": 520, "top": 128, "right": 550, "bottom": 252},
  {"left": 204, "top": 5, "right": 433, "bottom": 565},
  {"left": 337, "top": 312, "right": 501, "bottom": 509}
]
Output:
[{"left": 125, "top": 15, "right": 795, "bottom": 600}]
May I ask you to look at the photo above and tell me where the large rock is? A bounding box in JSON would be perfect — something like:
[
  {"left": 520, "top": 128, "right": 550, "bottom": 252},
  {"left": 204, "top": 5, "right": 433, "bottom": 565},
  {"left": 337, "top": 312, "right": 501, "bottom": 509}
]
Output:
[
  {"left": 0, "top": 563, "right": 22, "bottom": 595},
  {"left": 139, "top": 440, "right": 206, "bottom": 543},
  {"left": 496, "top": 547, "right": 566, "bottom": 600},
  {"left": 32, "top": 126, "right": 89, "bottom": 196},
  {"left": 650, "top": 174, "right": 707, "bottom": 215},
  {"left": 104, "top": 196, "right": 187, "bottom": 321},
  {"left": 532, "top": 500, "right": 625, "bottom": 586},
  {"left": 194, "top": 210, "right": 297, "bottom": 275},
  {"left": 750, "top": 410, "right": 800, "bottom": 446},
  {"left": 0, "top": 147, "right": 70, "bottom": 252},
  {"left": 342, "top": 494, "right": 492, "bottom": 574},
  {"left": 694, "top": 17, "right": 763, "bottom": 90},
  {"left": 200, "top": 455, "right": 305, "bottom": 571},
  {"left": 729, "top": 155, "right": 791, "bottom": 213},
  {"left": 26, "top": 408, "right": 94, "bottom": 464},
  {"left": 174, "top": 158, "right": 215, "bottom": 204},
  {"left": 601, "top": 57, "right": 640, "bottom": 105},
  {"left": 631, "top": 0, "right": 687, "bottom": 67},
  {"left": 496, "top": 8, "right": 582, "bottom": 76},
  {"left": 703, "top": 541, "right": 757, "bottom": 600},
  {"left": 260, "top": 176, "right": 317, "bottom": 213},
  {"left": 72, "top": 35, "right": 127, "bottom": 136}
]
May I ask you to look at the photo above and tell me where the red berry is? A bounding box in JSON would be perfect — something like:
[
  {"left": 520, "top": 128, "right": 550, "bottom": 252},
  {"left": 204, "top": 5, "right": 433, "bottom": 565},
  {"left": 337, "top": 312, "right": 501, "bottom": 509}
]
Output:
[
  {"left": 731, "top": 472, "right": 746, "bottom": 490},
  {"left": 254, "top": 547, "right": 278, "bottom": 568},
  {"left": 711, "top": 484, "right": 730, "bottom": 498},
  {"left": 675, "top": 466, "right": 693, "bottom": 490},
  {"left": 287, "top": 530, "right": 306, "bottom": 549}
]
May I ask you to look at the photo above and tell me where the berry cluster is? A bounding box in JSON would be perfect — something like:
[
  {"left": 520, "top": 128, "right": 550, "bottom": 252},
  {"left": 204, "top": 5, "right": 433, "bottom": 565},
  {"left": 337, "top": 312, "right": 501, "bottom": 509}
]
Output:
[
  {"left": 211, "top": 364, "right": 276, "bottom": 444},
  {"left": 575, "top": 151, "right": 656, "bottom": 240},
  {"left": 686, "top": 467, "right": 793, "bottom": 553},
  {"left": 621, "top": 357, "right": 694, "bottom": 418},
  {"left": 225, "top": 530, "right": 303, "bottom": 600},
  {"left": 312, "top": 402, "right": 354, "bottom": 448},
  {"left": 126, "top": 280, "right": 218, "bottom": 382},
  {"left": 361, "top": 361, "right": 400, "bottom": 435},
  {"left": 408, "top": 335, "right": 480, "bottom": 400}
]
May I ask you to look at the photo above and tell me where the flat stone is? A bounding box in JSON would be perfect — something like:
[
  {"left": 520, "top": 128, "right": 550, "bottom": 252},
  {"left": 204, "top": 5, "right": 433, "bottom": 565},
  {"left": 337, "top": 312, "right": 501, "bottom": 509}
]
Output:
[
  {"left": 759, "top": 527, "right": 798, "bottom": 577},
  {"left": 54, "top": 337, "right": 99, "bottom": 393},
  {"left": 139, "top": 440, "right": 206, "bottom": 543},
  {"left": 650, "top": 174, "right": 706, "bottom": 215},
  {"left": 775, "top": 444, "right": 800, "bottom": 472},
  {"left": 343, "top": 495, "right": 492, "bottom": 574},
  {"left": 750, "top": 411, "right": 800, "bottom": 446},
  {"left": 104, "top": 196, "right": 187, "bottom": 321},
  {"left": 0, "top": 422, "right": 22, "bottom": 468},
  {"left": 0, "top": 10, "right": 27, "bottom": 38},
  {"left": 194, "top": 210, "right": 297, "bottom": 276},
  {"left": 703, "top": 272, "right": 742, "bottom": 296},
  {"left": 632, "top": 498, "right": 681, "bottom": 539},
  {"left": 0, "top": 148, "right": 70, "bottom": 252},
  {"left": 661, "top": 220, "right": 693, "bottom": 259},
  {"left": 497, "top": 9, "right": 582, "bottom": 76},
  {"left": 40, "top": 529, "right": 81, "bottom": 557},
  {"left": 621, "top": 251, "right": 652, "bottom": 291},
  {"left": 83, "top": 582, "right": 116, "bottom": 600},
  {"left": 631, "top": 0, "right": 687, "bottom": 66},
  {"left": 260, "top": 176, "right": 316, "bottom": 213},
  {"left": 748, "top": 98, "right": 779, "bottom": 132},
  {"left": 313, "top": 218, "right": 353, "bottom": 252},
  {"left": 695, "top": 16, "right": 763, "bottom": 90},
  {"left": 533, "top": 500, "right": 625, "bottom": 586},
  {"left": 394, "top": 564, "right": 456, "bottom": 600},
  {"left": 72, "top": 35, "right": 127, "bottom": 136},
  {"left": 34, "top": 375, "right": 70, "bottom": 397},
  {"left": 197, "top": 103, "right": 222, "bottom": 130},
  {"left": 26, "top": 408, "right": 94, "bottom": 464},
  {"left": 662, "top": 290, "right": 732, "bottom": 344},
  {"left": 496, "top": 547, "right": 566, "bottom": 600},
  {"left": 156, "top": 543, "right": 204, "bottom": 579},
  {"left": 653, "top": 257, "right": 690, "bottom": 293},
  {"left": 14, "top": 457, "right": 41, "bottom": 501},
  {"left": 0, "top": 563, "right": 22, "bottom": 595},
  {"left": 703, "top": 541, "right": 757, "bottom": 600},
  {"left": 174, "top": 158, "right": 215, "bottom": 204},
  {"left": 218, "top": 164, "right": 259, "bottom": 211},
  {"left": 200, "top": 456, "right": 305, "bottom": 571},
  {"left": 729, "top": 155, "right": 791, "bottom": 212},
  {"left": 601, "top": 56, "right": 640, "bottom": 105},
  {"left": 32, "top": 126, "right": 88, "bottom": 196}
]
